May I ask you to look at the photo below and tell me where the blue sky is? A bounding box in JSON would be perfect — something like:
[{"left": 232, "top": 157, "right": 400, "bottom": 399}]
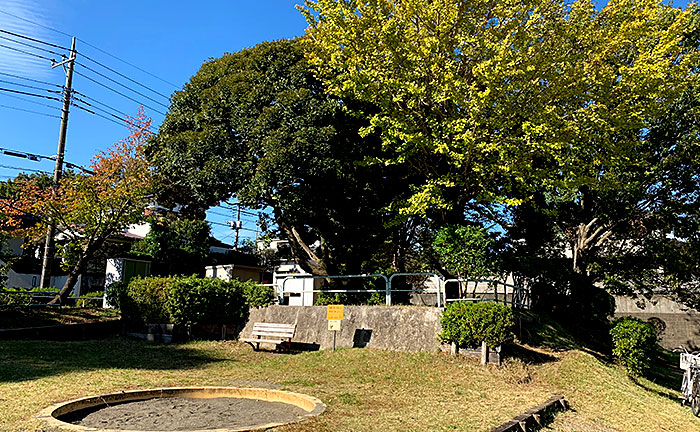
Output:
[
  {"left": 0, "top": 0, "right": 308, "bottom": 244},
  {"left": 0, "top": 0, "right": 693, "bottom": 243}
]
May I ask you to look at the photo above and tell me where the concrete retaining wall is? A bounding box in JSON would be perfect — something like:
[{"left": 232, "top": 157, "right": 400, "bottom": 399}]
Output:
[
  {"left": 614, "top": 295, "right": 700, "bottom": 349},
  {"left": 240, "top": 305, "right": 444, "bottom": 352}
]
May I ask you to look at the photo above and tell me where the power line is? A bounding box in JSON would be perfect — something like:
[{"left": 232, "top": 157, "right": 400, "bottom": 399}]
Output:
[
  {"left": 73, "top": 91, "right": 132, "bottom": 120},
  {"left": 70, "top": 98, "right": 156, "bottom": 133},
  {"left": 0, "top": 164, "right": 51, "bottom": 174},
  {"left": 0, "top": 91, "right": 61, "bottom": 110},
  {"left": 73, "top": 69, "right": 166, "bottom": 116},
  {"left": 0, "top": 146, "right": 93, "bottom": 175},
  {"left": 0, "top": 71, "right": 60, "bottom": 87},
  {"left": 0, "top": 78, "right": 62, "bottom": 94},
  {"left": 0, "top": 9, "right": 72, "bottom": 38},
  {"left": 70, "top": 101, "right": 131, "bottom": 129},
  {"left": 76, "top": 61, "right": 169, "bottom": 108},
  {"left": 0, "top": 42, "right": 56, "bottom": 61},
  {"left": 0, "top": 28, "right": 69, "bottom": 50},
  {"left": 0, "top": 87, "right": 61, "bottom": 101},
  {"left": 0, "top": 103, "right": 59, "bottom": 118},
  {"left": 76, "top": 38, "right": 179, "bottom": 89},
  {"left": 0, "top": 32, "right": 65, "bottom": 57},
  {"left": 77, "top": 52, "right": 171, "bottom": 100}
]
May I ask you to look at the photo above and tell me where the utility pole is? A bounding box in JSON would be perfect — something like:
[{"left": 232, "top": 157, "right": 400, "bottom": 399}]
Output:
[
  {"left": 234, "top": 203, "right": 242, "bottom": 249},
  {"left": 39, "top": 37, "right": 76, "bottom": 289}
]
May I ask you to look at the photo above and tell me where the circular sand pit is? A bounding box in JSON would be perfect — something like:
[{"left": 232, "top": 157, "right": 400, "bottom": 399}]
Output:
[{"left": 37, "top": 387, "right": 325, "bottom": 432}]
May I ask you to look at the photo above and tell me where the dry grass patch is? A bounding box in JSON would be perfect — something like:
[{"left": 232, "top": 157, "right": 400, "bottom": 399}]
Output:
[{"left": 0, "top": 337, "right": 695, "bottom": 432}]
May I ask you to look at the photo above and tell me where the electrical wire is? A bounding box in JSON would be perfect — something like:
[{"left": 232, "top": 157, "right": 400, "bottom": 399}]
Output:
[
  {"left": 77, "top": 52, "right": 171, "bottom": 100},
  {"left": 0, "top": 71, "right": 61, "bottom": 87},
  {"left": 0, "top": 103, "right": 59, "bottom": 118},
  {"left": 70, "top": 98, "right": 156, "bottom": 133},
  {"left": 76, "top": 61, "right": 169, "bottom": 108},
  {"left": 0, "top": 87, "right": 61, "bottom": 102},
  {"left": 0, "top": 164, "right": 51, "bottom": 174},
  {"left": 0, "top": 33, "right": 66, "bottom": 57},
  {"left": 0, "top": 78, "right": 62, "bottom": 94},
  {"left": 0, "top": 91, "right": 61, "bottom": 110},
  {"left": 0, "top": 9, "right": 72, "bottom": 38},
  {"left": 70, "top": 101, "right": 132, "bottom": 129},
  {"left": 0, "top": 147, "right": 93, "bottom": 175},
  {"left": 0, "top": 28, "right": 69, "bottom": 50},
  {"left": 73, "top": 69, "right": 166, "bottom": 116},
  {"left": 0, "top": 42, "right": 56, "bottom": 61}
]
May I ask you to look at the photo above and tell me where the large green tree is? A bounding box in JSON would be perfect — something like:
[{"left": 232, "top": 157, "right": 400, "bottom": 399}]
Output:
[
  {"left": 147, "top": 39, "right": 412, "bottom": 276},
  {"left": 301, "top": 0, "right": 700, "bottom": 220}
]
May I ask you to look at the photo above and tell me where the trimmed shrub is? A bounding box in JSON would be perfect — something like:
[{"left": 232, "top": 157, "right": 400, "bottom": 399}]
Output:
[
  {"left": 439, "top": 301, "right": 515, "bottom": 348},
  {"left": 122, "top": 276, "right": 171, "bottom": 323},
  {"left": 122, "top": 276, "right": 250, "bottom": 328},
  {"left": 241, "top": 281, "right": 275, "bottom": 308},
  {"left": 610, "top": 316, "right": 658, "bottom": 377},
  {"left": 167, "top": 276, "right": 247, "bottom": 325}
]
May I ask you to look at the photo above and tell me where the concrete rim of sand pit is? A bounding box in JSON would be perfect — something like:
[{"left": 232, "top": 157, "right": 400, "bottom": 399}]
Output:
[{"left": 37, "top": 386, "right": 326, "bottom": 432}]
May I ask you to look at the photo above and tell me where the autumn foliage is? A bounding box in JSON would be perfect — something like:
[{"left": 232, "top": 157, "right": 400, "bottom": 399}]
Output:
[{"left": 0, "top": 110, "right": 153, "bottom": 302}]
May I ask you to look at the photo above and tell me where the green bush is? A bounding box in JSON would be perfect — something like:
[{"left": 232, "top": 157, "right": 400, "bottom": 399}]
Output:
[
  {"left": 167, "top": 276, "right": 247, "bottom": 325},
  {"left": 439, "top": 301, "right": 515, "bottom": 348},
  {"left": 122, "top": 276, "right": 172, "bottom": 323},
  {"left": 122, "top": 276, "right": 249, "bottom": 327},
  {"left": 610, "top": 316, "right": 658, "bottom": 377},
  {"left": 241, "top": 281, "right": 275, "bottom": 308},
  {"left": 77, "top": 291, "right": 104, "bottom": 308}
]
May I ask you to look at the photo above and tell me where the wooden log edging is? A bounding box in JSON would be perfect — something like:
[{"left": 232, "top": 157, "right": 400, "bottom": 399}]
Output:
[{"left": 490, "top": 395, "right": 568, "bottom": 432}]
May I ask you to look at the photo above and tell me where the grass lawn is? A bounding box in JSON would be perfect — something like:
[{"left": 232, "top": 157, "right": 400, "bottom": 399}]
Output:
[{"left": 0, "top": 334, "right": 697, "bottom": 431}]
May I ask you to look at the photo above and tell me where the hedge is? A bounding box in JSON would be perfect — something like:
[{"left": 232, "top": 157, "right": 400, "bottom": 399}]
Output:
[
  {"left": 610, "top": 316, "right": 658, "bottom": 377},
  {"left": 439, "top": 301, "right": 515, "bottom": 348}
]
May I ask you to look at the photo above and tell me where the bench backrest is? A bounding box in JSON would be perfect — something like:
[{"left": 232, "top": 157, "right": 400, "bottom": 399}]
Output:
[{"left": 251, "top": 322, "right": 296, "bottom": 339}]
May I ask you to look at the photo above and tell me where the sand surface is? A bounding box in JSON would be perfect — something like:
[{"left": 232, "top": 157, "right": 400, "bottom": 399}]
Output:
[{"left": 75, "top": 397, "right": 307, "bottom": 430}]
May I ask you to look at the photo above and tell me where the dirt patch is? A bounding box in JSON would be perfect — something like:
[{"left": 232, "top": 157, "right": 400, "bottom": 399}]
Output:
[
  {"left": 73, "top": 397, "right": 307, "bottom": 431},
  {"left": 0, "top": 306, "right": 119, "bottom": 329}
]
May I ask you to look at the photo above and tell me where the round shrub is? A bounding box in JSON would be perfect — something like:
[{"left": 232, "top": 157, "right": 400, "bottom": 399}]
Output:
[
  {"left": 122, "top": 276, "right": 172, "bottom": 323},
  {"left": 610, "top": 316, "right": 658, "bottom": 377},
  {"left": 439, "top": 301, "right": 515, "bottom": 348}
]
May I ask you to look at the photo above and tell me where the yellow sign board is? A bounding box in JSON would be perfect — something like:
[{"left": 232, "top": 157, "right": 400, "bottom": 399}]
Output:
[
  {"left": 326, "top": 304, "right": 344, "bottom": 321},
  {"left": 328, "top": 319, "right": 341, "bottom": 331}
]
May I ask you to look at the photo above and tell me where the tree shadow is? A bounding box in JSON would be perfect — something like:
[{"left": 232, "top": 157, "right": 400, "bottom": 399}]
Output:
[
  {"left": 502, "top": 343, "right": 558, "bottom": 365},
  {"left": 634, "top": 347, "right": 684, "bottom": 401},
  {"left": 0, "top": 337, "right": 226, "bottom": 383}
]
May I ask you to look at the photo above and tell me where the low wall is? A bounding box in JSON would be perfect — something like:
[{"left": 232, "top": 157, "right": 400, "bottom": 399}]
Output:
[
  {"left": 240, "top": 305, "right": 444, "bottom": 352},
  {"left": 614, "top": 296, "right": 700, "bottom": 349}
]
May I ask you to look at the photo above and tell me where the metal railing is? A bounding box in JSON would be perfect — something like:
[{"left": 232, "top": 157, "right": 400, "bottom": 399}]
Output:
[
  {"left": 442, "top": 278, "right": 530, "bottom": 309},
  {"left": 0, "top": 288, "right": 102, "bottom": 307},
  {"left": 276, "top": 273, "right": 529, "bottom": 309}
]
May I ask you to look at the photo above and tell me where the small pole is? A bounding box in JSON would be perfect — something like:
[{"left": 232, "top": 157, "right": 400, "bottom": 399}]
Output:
[
  {"left": 333, "top": 330, "right": 336, "bottom": 351},
  {"left": 480, "top": 340, "right": 488, "bottom": 365}
]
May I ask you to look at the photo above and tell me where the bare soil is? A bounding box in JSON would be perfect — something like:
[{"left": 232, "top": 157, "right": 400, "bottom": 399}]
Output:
[{"left": 73, "top": 397, "right": 307, "bottom": 431}]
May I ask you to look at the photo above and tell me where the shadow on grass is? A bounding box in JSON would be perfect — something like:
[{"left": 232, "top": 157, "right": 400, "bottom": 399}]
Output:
[
  {"left": 634, "top": 347, "right": 684, "bottom": 401},
  {"left": 503, "top": 343, "right": 558, "bottom": 365},
  {"left": 0, "top": 337, "right": 226, "bottom": 383},
  {"left": 517, "top": 311, "right": 612, "bottom": 363}
]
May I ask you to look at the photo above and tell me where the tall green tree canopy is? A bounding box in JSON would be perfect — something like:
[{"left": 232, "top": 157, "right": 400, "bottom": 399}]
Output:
[
  {"left": 301, "top": 0, "right": 700, "bottom": 219},
  {"left": 147, "top": 39, "right": 410, "bottom": 275}
]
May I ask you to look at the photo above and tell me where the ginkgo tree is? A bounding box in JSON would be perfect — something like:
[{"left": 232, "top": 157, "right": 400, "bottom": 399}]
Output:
[
  {"left": 0, "top": 112, "right": 153, "bottom": 304},
  {"left": 300, "top": 0, "right": 700, "bottom": 220}
]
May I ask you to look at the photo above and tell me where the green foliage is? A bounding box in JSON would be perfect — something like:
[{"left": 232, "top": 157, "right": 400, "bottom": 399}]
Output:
[
  {"left": 131, "top": 217, "right": 211, "bottom": 276},
  {"left": 122, "top": 276, "right": 257, "bottom": 326},
  {"left": 122, "top": 276, "right": 171, "bottom": 323},
  {"left": 439, "top": 301, "right": 515, "bottom": 349},
  {"left": 104, "top": 280, "right": 129, "bottom": 309},
  {"left": 610, "top": 317, "right": 658, "bottom": 377},
  {"left": 432, "top": 225, "right": 495, "bottom": 279},
  {"left": 241, "top": 281, "right": 275, "bottom": 308},
  {"left": 166, "top": 276, "right": 247, "bottom": 326},
  {"left": 76, "top": 291, "right": 104, "bottom": 308},
  {"left": 147, "top": 38, "right": 407, "bottom": 276},
  {"left": 0, "top": 287, "right": 62, "bottom": 305}
]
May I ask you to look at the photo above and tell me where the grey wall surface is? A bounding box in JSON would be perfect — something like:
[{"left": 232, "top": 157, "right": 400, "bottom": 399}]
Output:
[
  {"left": 614, "top": 295, "right": 700, "bottom": 350},
  {"left": 240, "top": 305, "right": 445, "bottom": 352}
]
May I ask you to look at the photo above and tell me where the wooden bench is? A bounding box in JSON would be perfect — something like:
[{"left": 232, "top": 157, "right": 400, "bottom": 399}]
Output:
[{"left": 239, "top": 322, "right": 296, "bottom": 351}]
